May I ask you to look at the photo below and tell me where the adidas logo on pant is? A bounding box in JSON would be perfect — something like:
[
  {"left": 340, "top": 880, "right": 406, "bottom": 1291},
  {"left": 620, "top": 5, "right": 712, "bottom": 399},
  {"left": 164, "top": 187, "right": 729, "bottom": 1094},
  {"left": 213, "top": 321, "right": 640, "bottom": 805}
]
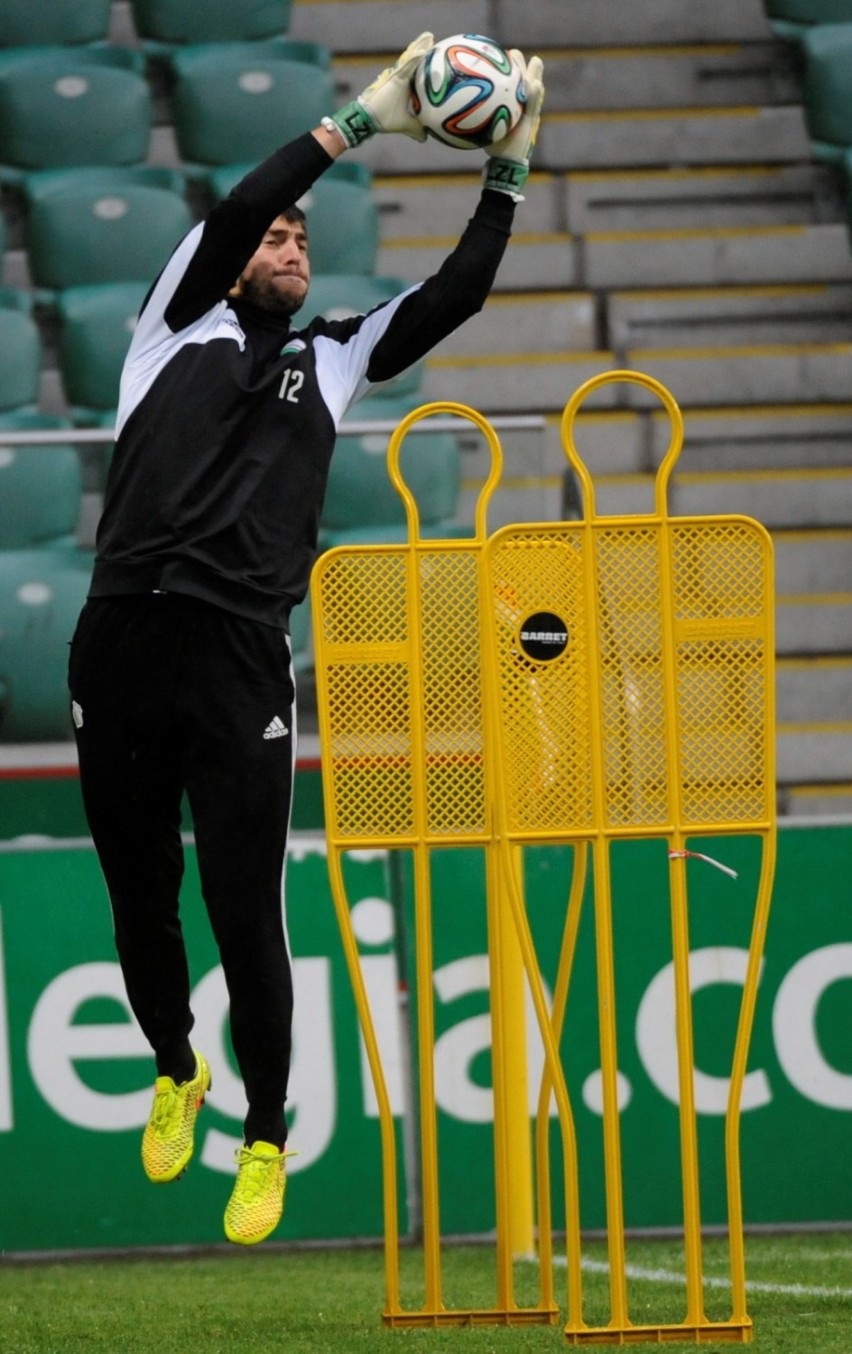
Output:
[{"left": 263, "top": 716, "right": 288, "bottom": 740}]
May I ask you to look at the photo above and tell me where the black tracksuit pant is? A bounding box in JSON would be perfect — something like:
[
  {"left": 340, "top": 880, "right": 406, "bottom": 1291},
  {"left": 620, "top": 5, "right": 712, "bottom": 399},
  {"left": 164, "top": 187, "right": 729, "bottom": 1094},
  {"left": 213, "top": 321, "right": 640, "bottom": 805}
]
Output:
[{"left": 68, "top": 592, "right": 296, "bottom": 1148}]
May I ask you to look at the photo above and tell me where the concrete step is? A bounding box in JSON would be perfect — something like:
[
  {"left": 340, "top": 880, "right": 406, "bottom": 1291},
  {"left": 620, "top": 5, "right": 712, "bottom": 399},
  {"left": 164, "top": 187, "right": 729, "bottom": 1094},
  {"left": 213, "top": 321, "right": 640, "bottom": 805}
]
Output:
[
  {"left": 623, "top": 343, "right": 852, "bottom": 408},
  {"left": 564, "top": 165, "right": 842, "bottom": 234},
  {"left": 776, "top": 656, "right": 852, "bottom": 722},
  {"left": 780, "top": 781, "right": 852, "bottom": 818},
  {"left": 427, "top": 341, "right": 852, "bottom": 424},
  {"left": 538, "top": 105, "right": 811, "bottom": 172},
  {"left": 433, "top": 292, "right": 597, "bottom": 357},
  {"left": 422, "top": 350, "right": 616, "bottom": 414},
  {"left": 540, "top": 405, "right": 852, "bottom": 478},
  {"left": 460, "top": 413, "right": 648, "bottom": 505},
  {"left": 671, "top": 468, "right": 852, "bottom": 526},
  {"left": 378, "top": 232, "right": 579, "bottom": 291},
  {"left": 583, "top": 224, "right": 852, "bottom": 288},
  {"left": 490, "top": 0, "right": 774, "bottom": 46},
  {"left": 351, "top": 132, "right": 486, "bottom": 177},
  {"left": 455, "top": 466, "right": 654, "bottom": 535},
  {"left": 291, "top": 0, "right": 773, "bottom": 49},
  {"left": 374, "top": 172, "right": 561, "bottom": 238},
  {"left": 546, "top": 42, "right": 800, "bottom": 111},
  {"left": 357, "top": 104, "right": 812, "bottom": 177},
  {"left": 334, "top": 42, "right": 800, "bottom": 116},
  {"left": 776, "top": 595, "right": 852, "bottom": 654},
  {"left": 777, "top": 723, "right": 852, "bottom": 783},
  {"left": 546, "top": 467, "right": 852, "bottom": 527},
  {"left": 459, "top": 454, "right": 852, "bottom": 550},
  {"left": 649, "top": 404, "right": 852, "bottom": 471},
  {"left": 549, "top": 410, "right": 650, "bottom": 478},
  {"left": 772, "top": 529, "right": 852, "bottom": 594},
  {"left": 564, "top": 471, "right": 852, "bottom": 527},
  {"left": 608, "top": 285, "right": 852, "bottom": 351},
  {"left": 289, "top": 0, "right": 492, "bottom": 52}
]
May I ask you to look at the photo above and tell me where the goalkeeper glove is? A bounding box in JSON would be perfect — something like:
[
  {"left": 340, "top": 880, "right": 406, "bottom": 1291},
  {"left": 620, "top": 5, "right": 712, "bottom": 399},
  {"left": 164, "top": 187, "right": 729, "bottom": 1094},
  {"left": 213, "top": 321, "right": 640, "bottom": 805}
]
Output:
[
  {"left": 327, "top": 32, "right": 434, "bottom": 148},
  {"left": 483, "top": 53, "right": 545, "bottom": 201}
]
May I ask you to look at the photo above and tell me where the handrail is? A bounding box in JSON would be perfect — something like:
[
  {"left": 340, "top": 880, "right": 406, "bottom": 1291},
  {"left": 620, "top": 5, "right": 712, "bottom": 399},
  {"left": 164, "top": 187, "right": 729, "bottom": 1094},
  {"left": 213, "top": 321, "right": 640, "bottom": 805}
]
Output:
[{"left": 0, "top": 414, "right": 547, "bottom": 445}]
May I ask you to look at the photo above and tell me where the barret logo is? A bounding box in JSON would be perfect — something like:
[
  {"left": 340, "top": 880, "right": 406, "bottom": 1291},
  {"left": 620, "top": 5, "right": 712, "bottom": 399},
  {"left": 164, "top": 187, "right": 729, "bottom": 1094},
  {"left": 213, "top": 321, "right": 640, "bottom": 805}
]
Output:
[
  {"left": 521, "top": 629, "right": 568, "bottom": 644},
  {"left": 518, "top": 610, "right": 570, "bottom": 662}
]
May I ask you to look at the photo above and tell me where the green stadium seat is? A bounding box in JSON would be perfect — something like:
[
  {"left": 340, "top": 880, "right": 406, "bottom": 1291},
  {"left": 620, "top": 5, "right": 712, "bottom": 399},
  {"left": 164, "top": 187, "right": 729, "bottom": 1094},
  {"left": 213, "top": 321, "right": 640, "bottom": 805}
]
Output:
[
  {"left": 0, "top": 0, "right": 112, "bottom": 47},
  {"left": 295, "top": 276, "right": 423, "bottom": 396},
  {"left": 763, "top": 0, "right": 852, "bottom": 42},
  {"left": 0, "top": 45, "right": 142, "bottom": 76},
  {"left": 0, "top": 309, "right": 42, "bottom": 414},
  {"left": 0, "top": 549, "right": 92, "bottom": 741},
  {"left": 0, "top": 284, "right": 30, "bottom": 313},
  {"left": 0, "top": 45, "right": 144, "bottom": 75},
  {"left": 297, "top": 177, "right": 379, "bottom": 276},
  {"left": 160, "top": 37, "right": 330, "bottom": 76},
  {"left": 208, "top": 155, "right": 370, "bottom": 200},
  {"left": 130, "top": 0, "right": 292, "bottom": 47},
  {"left": 288, "top": 594, "right": 313, "bottom": 675},
  {"left": 295, "top": 274, "right": 413, "bottom": 328},
  {"left": 0, "top": 62, "right": 152, "bottom": 184},
  {"left": 169, "top": 48, "right": 335, "bottom": 175},
  {"left": 25, "top": 182, "right": 192, "bottom": 293},
  {"left": 319, "top": 397, "right": 463, "bottom": 548},
  {"left": 0, "top": 409, "right": 71, "bottom": 431},
  {"left": 55, "top": 282, "right": 149, "bottom": 421},
  {"left": 23, "top": 164, "right": 187, "bottom": 202},
  {"left": 0, "top": 439, "right": 82, "bottom": 550},
  {"left": 342, "top": 393, "right": 423, "bottom": 423},
  {"left": 801, "top": 24, "right": 852, "bottom": 164}
]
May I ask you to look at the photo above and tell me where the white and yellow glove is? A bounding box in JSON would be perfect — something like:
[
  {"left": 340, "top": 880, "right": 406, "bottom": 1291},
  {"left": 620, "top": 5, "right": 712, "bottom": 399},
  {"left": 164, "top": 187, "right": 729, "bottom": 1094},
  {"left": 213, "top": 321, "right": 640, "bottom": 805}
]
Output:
[
  {"left": 483, "top": 53, "right": 545, "bottom": 201},
  {"left": 327, "top": 32, "right": 434, "bottom": 148}
]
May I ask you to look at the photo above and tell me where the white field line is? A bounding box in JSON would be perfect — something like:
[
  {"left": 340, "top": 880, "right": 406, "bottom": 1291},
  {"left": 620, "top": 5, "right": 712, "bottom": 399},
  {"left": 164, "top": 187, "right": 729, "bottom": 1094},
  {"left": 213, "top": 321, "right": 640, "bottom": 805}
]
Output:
[{"left": 537, "top": 1255, "right": 852, "bottom": 1301}]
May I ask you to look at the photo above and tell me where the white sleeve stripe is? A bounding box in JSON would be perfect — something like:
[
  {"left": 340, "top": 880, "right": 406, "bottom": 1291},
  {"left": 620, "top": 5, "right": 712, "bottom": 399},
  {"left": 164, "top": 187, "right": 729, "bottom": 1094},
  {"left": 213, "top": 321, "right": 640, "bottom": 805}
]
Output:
[
  {"left": 312, "top": 284, "right": 421, "bottom": 426},
  {"left": 115, "top": 224, "right": 235, "bottom": 438}
]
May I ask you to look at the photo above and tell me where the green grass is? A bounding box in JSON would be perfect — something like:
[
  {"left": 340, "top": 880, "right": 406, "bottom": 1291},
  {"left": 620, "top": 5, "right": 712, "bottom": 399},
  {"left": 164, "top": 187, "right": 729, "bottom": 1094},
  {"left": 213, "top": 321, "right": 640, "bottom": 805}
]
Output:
[{"left": 1, "top": 1235, "right": 850, "bottom": 1353}]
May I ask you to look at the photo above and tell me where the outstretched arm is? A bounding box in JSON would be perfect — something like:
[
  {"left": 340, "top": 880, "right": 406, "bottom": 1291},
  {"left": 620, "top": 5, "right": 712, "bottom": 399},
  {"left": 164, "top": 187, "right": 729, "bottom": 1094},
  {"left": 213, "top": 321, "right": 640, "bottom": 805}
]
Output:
[
  {"left": 365, "top": 190, "right": 515, "bottom": 384},
  {"left": 160, "top": 35, "right": 435, "bottom": 331},
  {"left": 364, "top": 51, "right": 546, "bottom": 381}
]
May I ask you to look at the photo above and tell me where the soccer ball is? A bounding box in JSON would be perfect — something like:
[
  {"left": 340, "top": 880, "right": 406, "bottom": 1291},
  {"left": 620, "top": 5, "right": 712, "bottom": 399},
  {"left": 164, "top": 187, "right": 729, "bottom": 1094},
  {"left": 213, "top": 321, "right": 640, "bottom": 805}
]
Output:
[{"left": 410, "top": 34, "right": 527, "bottom": 150}]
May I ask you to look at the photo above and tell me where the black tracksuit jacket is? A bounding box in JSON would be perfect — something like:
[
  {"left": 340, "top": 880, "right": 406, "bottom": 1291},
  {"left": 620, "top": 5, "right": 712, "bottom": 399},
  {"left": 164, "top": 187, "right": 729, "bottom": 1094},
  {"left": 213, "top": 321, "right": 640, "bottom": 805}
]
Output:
[{"left": 89, "top": 132, "right": 515, "bottom": 628}]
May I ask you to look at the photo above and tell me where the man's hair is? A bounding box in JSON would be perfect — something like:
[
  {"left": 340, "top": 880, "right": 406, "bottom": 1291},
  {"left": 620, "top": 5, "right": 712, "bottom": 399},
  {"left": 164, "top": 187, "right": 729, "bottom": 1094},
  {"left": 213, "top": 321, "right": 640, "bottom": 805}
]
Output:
[{"left": 280, "top": 204, "right": 307, "bottom": 230}]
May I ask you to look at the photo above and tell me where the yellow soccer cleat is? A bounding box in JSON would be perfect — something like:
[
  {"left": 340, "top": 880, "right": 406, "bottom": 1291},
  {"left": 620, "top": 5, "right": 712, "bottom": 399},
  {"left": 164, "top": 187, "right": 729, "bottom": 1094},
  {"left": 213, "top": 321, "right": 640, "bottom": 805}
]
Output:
[
  {"left": 224, "top": 1141, "right": 295, "bottom": 1245},
  {"left": 141, "top": 1051, "right": 211, "bottom": 1183}
]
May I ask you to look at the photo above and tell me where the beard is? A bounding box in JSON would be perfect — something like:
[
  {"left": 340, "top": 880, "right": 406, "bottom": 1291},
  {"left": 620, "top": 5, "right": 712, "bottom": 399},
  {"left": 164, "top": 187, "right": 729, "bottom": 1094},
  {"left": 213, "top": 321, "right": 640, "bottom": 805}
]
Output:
[{"left": 237, "top": 273, "right": 308, "bottom": 316}]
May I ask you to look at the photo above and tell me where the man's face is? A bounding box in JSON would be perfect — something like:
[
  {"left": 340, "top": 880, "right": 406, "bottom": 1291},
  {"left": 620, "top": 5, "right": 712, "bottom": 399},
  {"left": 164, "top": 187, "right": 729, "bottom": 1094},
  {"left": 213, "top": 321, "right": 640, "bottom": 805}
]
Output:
[{"left": 229, "top": 214, "right": 310, "bottom": 315}]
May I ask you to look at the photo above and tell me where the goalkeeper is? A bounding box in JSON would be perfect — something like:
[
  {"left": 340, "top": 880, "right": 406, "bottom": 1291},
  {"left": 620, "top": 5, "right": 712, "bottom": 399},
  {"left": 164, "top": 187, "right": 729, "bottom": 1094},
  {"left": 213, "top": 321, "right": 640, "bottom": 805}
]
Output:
[{"left": 68, "top": 34, "right": 544, "bottom": 1247}]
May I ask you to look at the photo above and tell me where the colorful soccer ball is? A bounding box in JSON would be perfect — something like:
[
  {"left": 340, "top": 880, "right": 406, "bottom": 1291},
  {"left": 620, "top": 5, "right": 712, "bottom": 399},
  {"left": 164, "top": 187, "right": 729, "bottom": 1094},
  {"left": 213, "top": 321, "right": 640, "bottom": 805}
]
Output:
[{"left": 410, "top": 34, "right": 527, "bottom": 150}]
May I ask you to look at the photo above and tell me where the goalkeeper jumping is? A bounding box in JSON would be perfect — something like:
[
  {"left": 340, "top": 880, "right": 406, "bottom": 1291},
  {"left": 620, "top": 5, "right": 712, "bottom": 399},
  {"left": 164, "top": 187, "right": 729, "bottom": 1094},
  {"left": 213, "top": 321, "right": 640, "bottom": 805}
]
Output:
[{"left": 68, "top": 35, "right": 544, "bottom": 1246}]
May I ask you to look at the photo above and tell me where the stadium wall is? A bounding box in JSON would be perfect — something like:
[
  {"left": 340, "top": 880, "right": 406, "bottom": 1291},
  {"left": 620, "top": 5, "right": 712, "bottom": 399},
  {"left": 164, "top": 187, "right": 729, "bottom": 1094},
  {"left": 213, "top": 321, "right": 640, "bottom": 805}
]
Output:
[{"left": 0, "top": 770, "right": 849, "bottom": 1254}]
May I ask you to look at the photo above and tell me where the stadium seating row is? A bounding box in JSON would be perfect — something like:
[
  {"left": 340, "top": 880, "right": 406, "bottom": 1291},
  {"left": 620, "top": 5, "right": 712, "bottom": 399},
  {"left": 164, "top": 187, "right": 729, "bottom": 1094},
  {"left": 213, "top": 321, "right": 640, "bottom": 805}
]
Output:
[
  {"left": 12, "top": 163, "right": 378, "bottom": 296},
  {"left": 0, "top": 392, "right": 462, "bottom": 553},
  {"left": 0, "top": 28, "right": 463, "bottom": 734},
  {"left": 1, "top": 0, "right": 848, "bottom": 783},
  {"left": 0, "top": 13, "right": 470, "bottom": 735},
  {"left": 0, "top": 270, "right": 424, "bottom": 422},
  {"left": 0, "top": 0, "right": 294, "bottom": 49},
  {"left": 0, "top": 44, "right": 338, "bottom": 185},
  {"left": 0, "top": 386, "right": 465, "bottom": 739}
]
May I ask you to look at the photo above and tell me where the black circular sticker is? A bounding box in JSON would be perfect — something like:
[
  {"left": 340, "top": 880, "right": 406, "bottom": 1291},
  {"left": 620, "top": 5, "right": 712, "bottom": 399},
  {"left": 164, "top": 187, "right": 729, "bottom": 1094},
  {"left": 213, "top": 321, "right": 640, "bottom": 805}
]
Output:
[{"left": 518, "top": 611, "right": 569, "bottom": 662}]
